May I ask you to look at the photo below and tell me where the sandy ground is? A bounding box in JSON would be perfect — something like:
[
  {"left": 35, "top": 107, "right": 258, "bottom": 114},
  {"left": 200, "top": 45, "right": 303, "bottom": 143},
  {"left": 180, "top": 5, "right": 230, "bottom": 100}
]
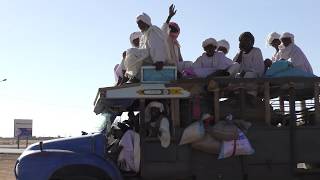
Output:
[{"left": 0, "top": 153, "right": 20, "bottom": 180}]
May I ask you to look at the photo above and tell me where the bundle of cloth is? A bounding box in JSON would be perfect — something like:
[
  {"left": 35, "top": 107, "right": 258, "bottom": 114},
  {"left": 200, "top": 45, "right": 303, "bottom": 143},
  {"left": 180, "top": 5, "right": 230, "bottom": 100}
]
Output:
[{"left": 265, "top": 59, "right": 316, "bottom": 78}]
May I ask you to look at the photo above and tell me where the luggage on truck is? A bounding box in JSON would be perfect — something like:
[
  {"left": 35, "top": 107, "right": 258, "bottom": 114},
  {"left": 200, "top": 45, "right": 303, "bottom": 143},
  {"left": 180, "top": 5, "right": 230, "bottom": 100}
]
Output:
[
  {"left": 179, "top": 121, "right": 205, "bottom": 145},
  {"left": 218, "top": 129, "right": 255, "bottom": 159},
  {"left": 208, "top": 121, "right": 239, "bottom": 141},
  {"left": 191, "top": 134, "right": 221, "bottom": 154}
]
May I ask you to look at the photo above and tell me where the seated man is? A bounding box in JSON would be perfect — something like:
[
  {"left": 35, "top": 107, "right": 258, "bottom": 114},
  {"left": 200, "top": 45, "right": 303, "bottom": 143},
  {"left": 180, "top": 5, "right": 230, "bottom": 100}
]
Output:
[
  {"left": 192, "top": 38, "right": 239, "bottom": 78},
  {"left": 117, "top": 122, "right": 140, "bottom": 173},
  {"left": 117, "top": 32, "right": 144, "bottom": 85},
  {"left": 278, "top": 32, "right": 313, "bottom": 73},
  {"left": 264, "top": 32, "right": 281, "bottom": 73},
  {"left": 233, "top": 32, "right": 265, "bottom": 79},
  {"left": 145, "top": 101, "right": 171, "bottom": 148},
  {"left": 233, "top": 32, "right": 264, "bottom": 103}
]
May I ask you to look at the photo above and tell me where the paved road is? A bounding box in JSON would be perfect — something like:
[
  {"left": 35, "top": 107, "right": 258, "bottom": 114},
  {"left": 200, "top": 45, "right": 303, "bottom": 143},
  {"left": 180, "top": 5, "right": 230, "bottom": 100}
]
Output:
[{"left": 0, "top": 148, "right": 24, "bottom": 154}]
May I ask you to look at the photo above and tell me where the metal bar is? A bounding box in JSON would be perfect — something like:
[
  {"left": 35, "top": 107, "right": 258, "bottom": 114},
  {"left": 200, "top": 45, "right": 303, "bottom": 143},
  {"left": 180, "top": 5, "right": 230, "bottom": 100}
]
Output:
[
  {"left": 314, "top": 82, "right": 320, "bottom": 125},
  {"left": 173, "top": 76, "right": 320, "bottom": 84},
  {"left": 264, "top": 82, "right": 271, "bottom": 125},
  {"left": 289, "top": 84, "right": 297, "bottom": 176},
  {"left": 214, "top": 88, "right": 220, "bottom": 122},
  {"left": 280, "top": 96, "right": 285, "bottom": 114},
  {"left": 171, "top": 99, "right": 180, "bottom": 127},
  {"left": 139, "top": 99, "right": 146, "bottom": 177},
  {"left": 240, "top": 87, "right": 246, "bottom": 119}
]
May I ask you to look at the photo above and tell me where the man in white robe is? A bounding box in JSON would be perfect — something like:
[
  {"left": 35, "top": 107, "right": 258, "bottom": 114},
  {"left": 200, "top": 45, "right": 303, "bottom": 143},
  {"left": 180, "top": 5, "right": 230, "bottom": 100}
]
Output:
[
  {"left": 278, "top": 32, "right": 313, "bottom": 73},
  {"left": 137, "top": 13, "right": 170, "bottom": 70},
  {"left": 233, "top": 32, "right": 264, "bottom": 98},
  {"left": 192, "top": 38, "right": 239, "bottom": 78},
  {"left": 145, "top": 101, "right": 171, "bottom": 148},
  {"left": 161, "top": 4, "right": 183, "bottom": 66},
  {"left": 118, "top": 127, "right": 140, "bottom": 172},
  {"left": 116, "top": 32, "right": 143, "bottom": 85},
  {"left": 233, "top": 32, "right": 265, "bottom": 78},
  {"left": 264, "top": 32, "right": 281, "bottom": 72}
]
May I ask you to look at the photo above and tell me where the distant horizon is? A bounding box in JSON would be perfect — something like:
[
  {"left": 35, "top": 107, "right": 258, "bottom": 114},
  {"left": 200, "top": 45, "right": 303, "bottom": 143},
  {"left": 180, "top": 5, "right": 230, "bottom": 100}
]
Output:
[{"left": 1, "top": 0, "right": 320, "bottom": 137}]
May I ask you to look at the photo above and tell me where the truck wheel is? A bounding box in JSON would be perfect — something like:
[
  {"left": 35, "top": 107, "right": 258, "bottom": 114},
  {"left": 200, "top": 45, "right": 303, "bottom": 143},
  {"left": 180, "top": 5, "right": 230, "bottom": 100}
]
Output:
[
  {"left": 49, "top": 165, "right": 111, "bottom": 180},
  {"left": 58, "top": 176, "right": 99, "bottom": 180}
]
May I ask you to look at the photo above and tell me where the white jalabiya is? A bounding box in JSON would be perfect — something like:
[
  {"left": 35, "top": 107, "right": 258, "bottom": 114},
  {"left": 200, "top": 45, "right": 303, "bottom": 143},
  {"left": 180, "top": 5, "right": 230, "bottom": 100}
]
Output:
[
  {"left": 193, "top": 52, "right": 233, "bottom": 69},
  {"left": 114, "top": 64, "right": 123, "bottom": 83},
  {"left": 161, "top": 23, "right": 182, "bottom": 65},
  {"left": 192, "top": 51, "right": 239, "bottom": 77},
  {"left": 123, "top": 48, "right": 149, "bottom": 77},
  {"left": 139, "top": 26, "right": 170, "bottom": 64},
  {"left": 278, "top": 43, "right": 313, "bottom": 73},
  {"left": 158, "top": 117, "right": 170, "bottom": 148},
  {"left": 233, "top": 47, "right": 265, "bottom": 77},
  {"left": 118, "top": 130, "right": 140, "bottom": 172}
]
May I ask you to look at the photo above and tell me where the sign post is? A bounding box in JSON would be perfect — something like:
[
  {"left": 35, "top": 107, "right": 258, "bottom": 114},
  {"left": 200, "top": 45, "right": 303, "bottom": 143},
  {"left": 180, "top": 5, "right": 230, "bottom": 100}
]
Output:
[{"left": 14, "top": 119, "right": 33, "bottom": 149}]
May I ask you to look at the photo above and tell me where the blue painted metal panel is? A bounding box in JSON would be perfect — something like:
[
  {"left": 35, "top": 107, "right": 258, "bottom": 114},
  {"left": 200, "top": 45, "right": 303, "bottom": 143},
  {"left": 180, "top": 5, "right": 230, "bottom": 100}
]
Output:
[{"left": 16, "top": 133, "right": 122, "bottom": 180}]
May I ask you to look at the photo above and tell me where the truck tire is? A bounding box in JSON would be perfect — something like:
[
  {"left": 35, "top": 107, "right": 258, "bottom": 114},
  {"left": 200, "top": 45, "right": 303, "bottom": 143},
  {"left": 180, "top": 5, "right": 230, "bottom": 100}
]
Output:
[{"left": 49, "top": 164, "right": 111, "bottom": 180}]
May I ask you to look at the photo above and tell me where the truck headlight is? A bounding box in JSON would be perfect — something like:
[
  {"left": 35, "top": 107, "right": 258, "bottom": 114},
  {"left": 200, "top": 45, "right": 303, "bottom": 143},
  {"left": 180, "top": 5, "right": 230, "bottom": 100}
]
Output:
[{"left": 14, "top": 161, "right": 19, "bottom": 178}]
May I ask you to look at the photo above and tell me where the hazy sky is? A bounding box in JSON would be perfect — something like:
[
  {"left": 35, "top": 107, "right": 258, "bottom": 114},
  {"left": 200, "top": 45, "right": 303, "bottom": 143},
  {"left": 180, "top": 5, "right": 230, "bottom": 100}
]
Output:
[{"left": 1, "top": 0, "right": 320, "bottom": 137}]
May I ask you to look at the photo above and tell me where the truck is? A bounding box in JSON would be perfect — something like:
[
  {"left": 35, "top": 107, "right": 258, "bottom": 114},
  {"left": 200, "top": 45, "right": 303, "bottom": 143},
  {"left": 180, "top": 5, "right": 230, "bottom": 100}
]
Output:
[{"left": 15, "top": 67, "right": 320, "bottom": 180}]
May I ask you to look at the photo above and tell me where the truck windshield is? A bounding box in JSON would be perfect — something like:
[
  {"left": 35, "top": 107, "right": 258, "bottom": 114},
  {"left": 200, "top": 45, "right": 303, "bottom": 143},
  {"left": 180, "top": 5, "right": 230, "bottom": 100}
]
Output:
[{"left": 96, "top": 112, "right": 114, "bottom": 133}]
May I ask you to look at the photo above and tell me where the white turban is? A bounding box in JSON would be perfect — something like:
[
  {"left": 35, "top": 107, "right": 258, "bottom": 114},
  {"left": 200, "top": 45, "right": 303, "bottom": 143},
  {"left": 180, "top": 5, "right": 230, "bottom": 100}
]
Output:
[
  {"left": 145, "top": 101, "right": 165, "bottom": 123},
  {"left": 217, "top": 39, "right": 230, "bottom": 53},
  {"left": 266, "top": 32, "right": 281, "bottom": 45},
  {"left": 129, "top": 32, "right": 142, "bottom": 47},
  {"left": 136, "top": 13, "right": 152, "bottom": 26},
  {"left": 147, "top": 101, "right": 164, "bottom": 112},
  {"left": 281, "top": 32, "right": 294, "bottom": 42},
  {"left": 202, "top": 38, "right": 218, "bottom": 48}
]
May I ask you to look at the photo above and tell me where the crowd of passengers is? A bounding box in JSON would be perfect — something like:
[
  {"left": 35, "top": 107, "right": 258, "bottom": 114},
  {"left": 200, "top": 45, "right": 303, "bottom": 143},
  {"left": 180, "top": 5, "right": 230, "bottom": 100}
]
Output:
[
  {"left": 109, "top": 5, "right": 315, "bottom": 173},
  {"left": 108, "top": 101, "right": 170, "bottom": 173},
  {"left": 114, "top": 4, "right": 314, "bottom": 87}
]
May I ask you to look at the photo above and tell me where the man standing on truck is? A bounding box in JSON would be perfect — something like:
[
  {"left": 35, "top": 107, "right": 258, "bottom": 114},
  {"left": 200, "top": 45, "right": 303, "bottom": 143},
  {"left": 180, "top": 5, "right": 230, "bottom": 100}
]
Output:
[
  {"left": 162, "top": 4, "right": 183, "bottom": 66},
  {"left": 136, "top": 12, "right": 169, "bottom": 71},
  {"left": 278, "top": 32, "right": 313, "bottom": 73}
]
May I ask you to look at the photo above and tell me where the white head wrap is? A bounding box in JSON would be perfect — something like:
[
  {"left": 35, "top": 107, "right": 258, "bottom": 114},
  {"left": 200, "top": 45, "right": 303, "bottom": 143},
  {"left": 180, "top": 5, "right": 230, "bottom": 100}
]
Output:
[
  {"left": 129, "top": 32, "right": 142, "bottom": 47},
  {"left": 202, "top": 38, "right": 218, "bottom": 48},
  {"left": 145, "top": 101, "right": 165, "bottom": 123},
  {"left": 266, "top": 32, "right": 281, "bottom": 45},
  {"left": 136, "top": 13, "right": 152, "bottom": 26},
  {"left": 281, "top": 32, "right": 294, "bottom": 43},
  {"left": 217, "top": 39, "right": 230, "bottom": 53},
  {"left": 147, "top": 101, "right": 164, "bottom": 112}
]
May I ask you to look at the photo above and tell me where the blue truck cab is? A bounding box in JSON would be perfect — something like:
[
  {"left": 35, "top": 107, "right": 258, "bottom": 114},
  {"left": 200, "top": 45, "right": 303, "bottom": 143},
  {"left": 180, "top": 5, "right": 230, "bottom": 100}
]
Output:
[{"left": 15, "top": 132, "right": 122, "bottom": 180}]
